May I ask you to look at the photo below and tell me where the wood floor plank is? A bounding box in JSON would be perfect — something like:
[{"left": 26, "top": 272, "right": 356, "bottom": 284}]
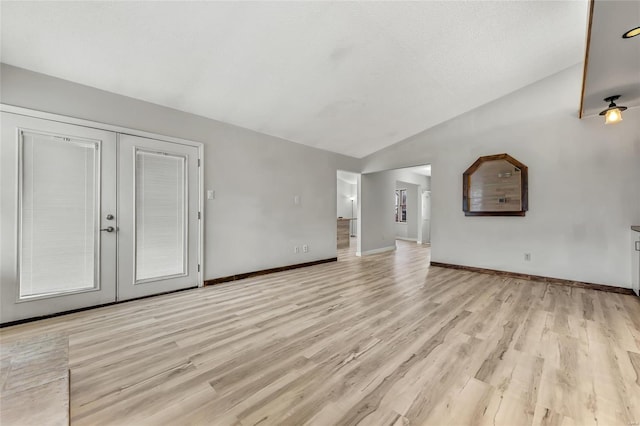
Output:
[{"left": 1, "top": 240, "right": 640, "bottom": 425}]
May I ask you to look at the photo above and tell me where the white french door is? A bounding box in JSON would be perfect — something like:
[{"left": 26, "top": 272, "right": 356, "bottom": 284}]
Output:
[
  {"left": 0, "top": 112, "right": 201, "bottom": 324},
  {"left": 117, "top": 134, "right": 200, "bottom": 300},
  {"left": 0, "top": 112, "right": 117, "bottom": 323}
]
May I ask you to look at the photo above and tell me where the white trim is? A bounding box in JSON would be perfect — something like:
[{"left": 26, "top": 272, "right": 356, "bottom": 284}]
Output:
[
  {"left": 198, "top": 145, "right": 204, "bottom": 287},
  {"left": 2, "top": 104, "right": 205, "bottom": 288},
  {"left": 395, "top": 237, "right": 417, "bottom": 242},
  {"left": 356, "top": 244, "right": 397, "bottom": 257},
  {"left": 1, "top": 104, "right": 202, "bottom": 147},
  {"left": 116, "top": 133, "right": 120, "bottom": 299}
]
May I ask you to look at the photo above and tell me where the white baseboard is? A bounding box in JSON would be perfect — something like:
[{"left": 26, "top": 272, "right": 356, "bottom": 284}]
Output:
[
  {"left": 395, "top": 237, "right": 417, "bottom": 242},
  {"left": 356, "top": 244, "right": 397, "bottom": 256}
]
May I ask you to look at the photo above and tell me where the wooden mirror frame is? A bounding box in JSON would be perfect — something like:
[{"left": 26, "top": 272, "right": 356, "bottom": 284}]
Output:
[{"left": 462, "top": 153, "right": 528, "bottom": 217}]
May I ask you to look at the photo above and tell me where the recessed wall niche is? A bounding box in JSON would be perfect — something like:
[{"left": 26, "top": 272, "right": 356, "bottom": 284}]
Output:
[{"left": 462, "top": 153, "right": 528, "bottom": 216}]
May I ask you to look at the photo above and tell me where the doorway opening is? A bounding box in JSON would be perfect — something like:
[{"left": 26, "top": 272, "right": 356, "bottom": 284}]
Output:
[
  {"left": 357, "top": 164, "right": 431, "bottom": 261},
  {"left": 393, "top": 165, "right": 431, "bottom": 247},
  {"left": 336, "top": 170, "right": 360, "bottom": 260}
]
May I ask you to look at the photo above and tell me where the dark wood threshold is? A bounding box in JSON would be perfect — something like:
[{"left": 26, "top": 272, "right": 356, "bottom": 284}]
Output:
[
  {"left": 0, "top": 286, "right": 198, "bottom": 328},
  {"left": 205, "top": 257, "right": 338, "bottom": 286},
  {"left": 430, "top": 261, "right": 634, "bottom": 295}
]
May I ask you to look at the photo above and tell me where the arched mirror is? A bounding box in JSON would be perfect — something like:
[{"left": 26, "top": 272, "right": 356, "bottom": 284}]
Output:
[{"left": 463, "top": 153, "right": 528, "bottom": 216}]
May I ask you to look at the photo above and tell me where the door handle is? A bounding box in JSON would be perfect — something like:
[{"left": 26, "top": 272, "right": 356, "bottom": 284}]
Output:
[{"left": 100, "top": 226, "right": 115, "bottom": 233}]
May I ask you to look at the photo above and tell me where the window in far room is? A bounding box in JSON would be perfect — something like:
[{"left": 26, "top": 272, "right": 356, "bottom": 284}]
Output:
[{"left": 395, "top": 189, "right": 407, "bottom": 223}]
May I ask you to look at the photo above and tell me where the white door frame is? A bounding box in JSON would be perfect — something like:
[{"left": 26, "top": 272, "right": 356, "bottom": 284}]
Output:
[{"left": 0, "top": 104, "right": 205, "bottom": 289}]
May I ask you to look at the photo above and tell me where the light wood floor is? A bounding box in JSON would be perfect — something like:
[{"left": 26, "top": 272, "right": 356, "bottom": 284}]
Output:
[{"left": 2, "top": 240, "right": 640, "bottom": 425}]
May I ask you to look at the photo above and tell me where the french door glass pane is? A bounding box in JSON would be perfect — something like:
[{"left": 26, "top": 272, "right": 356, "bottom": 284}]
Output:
[
  {"left": 20, "top": 132, "right": 99, "bottom": 298},
  {"left": 135, "top": 150, "right": 186, "bottom": 281}
]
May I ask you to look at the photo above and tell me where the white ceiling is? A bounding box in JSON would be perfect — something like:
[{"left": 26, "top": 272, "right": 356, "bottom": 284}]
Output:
[
  {"left": 581, "top": 1, "right": 640, "bottom": 117},
  {"left": 1, "top": 1, "right": 588, "bottom": 158}
]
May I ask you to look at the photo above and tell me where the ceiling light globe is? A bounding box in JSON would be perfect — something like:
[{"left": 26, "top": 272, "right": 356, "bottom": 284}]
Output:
[{"left": 605, "top": 108, "right": 622, "bottom": 124}]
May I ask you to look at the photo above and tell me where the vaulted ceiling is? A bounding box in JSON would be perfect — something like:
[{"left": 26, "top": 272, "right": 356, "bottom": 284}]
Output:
[
  {"left": 581, "top": 0, "right": 640, "bottom": 117},
  {"left": 1, "top": 1, "right": 588, "bottom": 158}
]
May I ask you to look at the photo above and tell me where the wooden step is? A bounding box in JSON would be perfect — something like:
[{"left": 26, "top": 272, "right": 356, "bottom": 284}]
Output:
[{"left": 1, "top": 333, "right": 69, "bottom": 426}]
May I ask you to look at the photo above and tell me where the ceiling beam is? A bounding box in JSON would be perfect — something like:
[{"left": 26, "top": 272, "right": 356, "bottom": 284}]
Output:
[{"left": 579, "top": 0, "right": 595, "bottom": 119}]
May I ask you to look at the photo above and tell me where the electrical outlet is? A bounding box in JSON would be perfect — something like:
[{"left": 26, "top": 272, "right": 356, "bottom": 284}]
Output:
[
  {"left": 302, "top": 244, "right": 309, "bottom": 253},
  {"left": 524, "top": 253, "right": 531, "bottom": 261},
  {"left": 294, "top": 246, "right": 300, "bottom": 254}
]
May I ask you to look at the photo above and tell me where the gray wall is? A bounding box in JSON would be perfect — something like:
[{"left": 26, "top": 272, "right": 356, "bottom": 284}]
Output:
[
  {"left": 391, "top": 169, "right": 431, "bottom": 190},
  {"left": 5, "top": 62, "right": 638, "bottom": 288},
  {"left": 1, "top": 64, "right": 361, "bottom": 279},
  {"left": 360, "top": 170, "right": 397, "bottom": 254},
  {"left": 362, "top": 64, "right": 640, "bottom": 288}
]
